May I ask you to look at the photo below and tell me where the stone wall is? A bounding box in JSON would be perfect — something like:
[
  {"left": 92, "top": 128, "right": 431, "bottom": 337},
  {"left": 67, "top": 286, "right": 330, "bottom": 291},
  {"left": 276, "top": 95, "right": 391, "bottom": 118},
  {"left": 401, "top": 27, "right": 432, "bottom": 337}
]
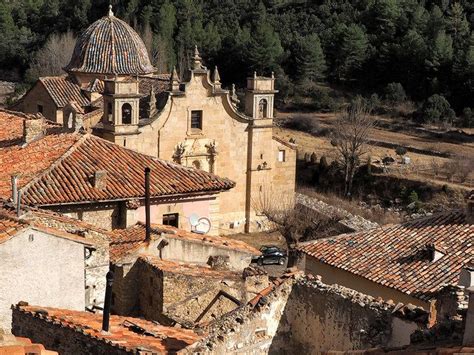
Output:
[
  {"left": 272, "top": 278, "right": 427, "bottom": 353},
  {"left": 11, "top": 307, "right": 129, "bottom": 355},
  {"left": 0, "top": 229, "right": 85, "bottom": 332},
  {"left": 463, "top": 288, "right": 474, "bottom": 346},
  {"left": 183, "top": 276, "right": 429, "bottom": 354},
  {"left": 20, "top": 81, "right": 62, "bottom": 123}
]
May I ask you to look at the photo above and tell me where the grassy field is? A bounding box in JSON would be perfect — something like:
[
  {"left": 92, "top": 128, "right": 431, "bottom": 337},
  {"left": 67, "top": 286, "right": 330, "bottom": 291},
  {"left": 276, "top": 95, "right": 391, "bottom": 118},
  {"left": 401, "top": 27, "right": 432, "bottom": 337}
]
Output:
[{"left": 275, "top": 111, "right": 474, "bottom": 190}]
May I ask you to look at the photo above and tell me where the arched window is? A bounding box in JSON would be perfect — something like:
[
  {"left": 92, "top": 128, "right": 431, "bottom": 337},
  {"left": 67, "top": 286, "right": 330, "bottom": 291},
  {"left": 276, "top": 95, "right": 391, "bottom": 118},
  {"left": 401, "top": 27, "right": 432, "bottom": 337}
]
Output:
[
  {"left": 107, "top": 102, "right": 113, "bottom": 122},
  {"left": 258, "top": 99, "right": 268, "bottom": 118},
  {"left": 192, "top": 160, "right": 201, "bottom": 170},
  {"left": 122, "top": 103, "right": 132, "bottom": 124}
]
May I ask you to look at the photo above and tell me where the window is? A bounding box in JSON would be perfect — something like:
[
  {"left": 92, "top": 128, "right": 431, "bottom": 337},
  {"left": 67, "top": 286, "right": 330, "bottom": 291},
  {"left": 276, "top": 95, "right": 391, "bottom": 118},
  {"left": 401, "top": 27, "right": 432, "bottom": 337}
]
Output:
[
  {"left": 191, "top": 110, "right": 202, "bottom": 130},
  {"left": 122, "top": 103, "right": 132, "bottom": 124},
  {"left": 162, "top": 213, "right": 179, "bottom": 228},
  {"left": 258, "top": 99, "right": 268, "bottom": 118},
  {"left": 192, "top": 160, "right": 201, "bottom": 170},
  {"left": 37, "top": 104, "right": 43, "bottom": 114},
  {"left": 107, "top": 102, "right": 113, "bottom": 122},
  {"left": 278, "top": 150, "right": 286, "bottom": 162}
]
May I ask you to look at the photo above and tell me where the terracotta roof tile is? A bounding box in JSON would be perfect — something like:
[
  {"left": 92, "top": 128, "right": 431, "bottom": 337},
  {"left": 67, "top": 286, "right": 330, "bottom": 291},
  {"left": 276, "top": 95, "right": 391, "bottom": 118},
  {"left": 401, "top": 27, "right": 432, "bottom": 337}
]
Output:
[
  {"left": 65, "top": 14, "right": 155, "bottom": 75},
  {"left": 297, "top": 211, "right": 474, "bottom": 302},
  {"left": 0, "top": 215, "right": 27, "bottom": 244},
  {"left": 110, "top": 222, "right": 259, "bottom": 262},
  {"left": 138, "top": 255, "right": 241, "bottom": 279},
  {"left": 14, "top": 304, "right": 201, "bottom": 353},
  {"left": 0, "top": 131, "right": 234, "bottom": 205},
  {"left": 39, "top": 76, "right": 90, "bottom": 108}
]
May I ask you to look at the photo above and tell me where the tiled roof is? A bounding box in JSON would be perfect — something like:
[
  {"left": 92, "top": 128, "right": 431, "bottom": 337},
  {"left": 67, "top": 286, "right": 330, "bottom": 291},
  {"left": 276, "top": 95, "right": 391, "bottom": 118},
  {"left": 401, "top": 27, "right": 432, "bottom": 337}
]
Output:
[
  {"left": 84, "top": 78, "right": 104, "bottom": 93},
  {"left": 0, "top": 128, "right": 233, "bottom": 205},
  {"left": 0, "top": 133, "right": 80, "bottom": 200},
  {"left": 39, "top": 76, "right": 90, "bottom": 108},
  {"left": 65, "top": 14, "right": 155, "bottom": 75},
  {"left": 14, "top": 304, "right": 201, "bottom": 353},
  {"left": 110, "top": 222, "right": 259, "bottom": 262},
  {"left": 0, "top": 110, "right": 61, "bottom": 148},
  {"left": 139, "top": 75, "right": 171, "bottom": 94},
  {"left": 138, "top": 255, "right": 241, "bottom": 279},
  {"left": 297, "top": 211, "right": 474, "bottom": 302},
  {"left": 0, "top": 211, "right": 94, "bottom": 246},
  {"left": 0, "top": 334, "right": 58, "bottom": 354}
]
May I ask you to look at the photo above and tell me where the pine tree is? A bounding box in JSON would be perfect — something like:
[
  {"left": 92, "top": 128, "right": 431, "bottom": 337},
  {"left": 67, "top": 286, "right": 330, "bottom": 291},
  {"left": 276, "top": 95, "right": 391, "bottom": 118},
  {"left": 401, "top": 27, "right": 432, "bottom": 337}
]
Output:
[
  {"left": 336, "top": 24, "right": 368, "bottom": 81},
  {"left": 295, "top": 34, "right": 326, "bottom": 83}
]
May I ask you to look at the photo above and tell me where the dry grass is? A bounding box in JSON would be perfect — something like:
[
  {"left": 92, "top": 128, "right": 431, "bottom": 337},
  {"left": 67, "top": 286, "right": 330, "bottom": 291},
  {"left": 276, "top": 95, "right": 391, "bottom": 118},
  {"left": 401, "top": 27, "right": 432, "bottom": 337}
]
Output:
[
  {"left": 299, "top": 188, "right": 403, "bottom": 225},
  {"left": 226, "top": 231, "right": 286, "bottom": 250}
]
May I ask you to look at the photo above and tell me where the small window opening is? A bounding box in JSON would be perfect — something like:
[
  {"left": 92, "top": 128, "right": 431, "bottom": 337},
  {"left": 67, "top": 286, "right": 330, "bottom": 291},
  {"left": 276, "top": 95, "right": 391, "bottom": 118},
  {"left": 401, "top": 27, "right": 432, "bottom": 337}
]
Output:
[
  {"left": 191, "top": 110, "right": 202, "bottom": 130},
  {"left": 37, "top": 104, "right": 43, "bottom": 114},
  {"left": 278, "top": 150, "right": 286, "bottom": 162},
  {"left": 162, "top": 213, "right": 179, "bottom": 228},
  {"left": 122, "top": 103, "right": 132, "bottom": 124},
  {"left": 258, "top": 99, "right": 268, "bottom": 118},
  {"left": 192, "top": 160, "right": 201, "bottom": 170}
]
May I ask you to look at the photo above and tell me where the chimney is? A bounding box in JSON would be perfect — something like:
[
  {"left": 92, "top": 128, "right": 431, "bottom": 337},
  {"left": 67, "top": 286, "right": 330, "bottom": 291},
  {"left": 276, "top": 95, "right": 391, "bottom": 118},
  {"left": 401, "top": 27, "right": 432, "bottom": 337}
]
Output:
[
  {"left": 23, "top": 117, "right": 44, "bottom": 144},
  {"left": 144, "top": 167, "right": 151, "bottom": 242},
  {"left": 11, "top": 175, "right": 18, "bottom": 204},
  {"left": 459, "top": 260, "right": 474, "bottom": 288},
  {"left": 92, "top": 171, "right": 107, "bottom": 190},
  {"left": 467, "top": 191, "right": 474, "bottom": 224},
  {"left": 463, "top": 287, "right": 474, "bottom": 346},
  {"left": 102, "top": 270, "right": 114, "bottom": 332},
  {"left": 426, "top": 243, "right": 445, "bottom": 262}
]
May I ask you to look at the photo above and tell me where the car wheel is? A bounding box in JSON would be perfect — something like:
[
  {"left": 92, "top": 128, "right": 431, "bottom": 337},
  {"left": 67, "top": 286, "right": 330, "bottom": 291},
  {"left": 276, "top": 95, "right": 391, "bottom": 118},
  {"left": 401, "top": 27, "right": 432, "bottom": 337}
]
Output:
[
  {"left": 278, "top": 257, "right": 285, "bottom": 265},
  {"left": 257, "top": 258, "right": 263, "bottom": 266}
]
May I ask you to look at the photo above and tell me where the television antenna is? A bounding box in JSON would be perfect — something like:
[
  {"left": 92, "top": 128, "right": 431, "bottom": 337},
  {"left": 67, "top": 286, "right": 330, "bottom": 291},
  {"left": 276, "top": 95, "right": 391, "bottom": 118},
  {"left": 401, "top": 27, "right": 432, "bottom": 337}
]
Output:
[{"left": 188, "top": 213, "right": 211, "bottom": 234}]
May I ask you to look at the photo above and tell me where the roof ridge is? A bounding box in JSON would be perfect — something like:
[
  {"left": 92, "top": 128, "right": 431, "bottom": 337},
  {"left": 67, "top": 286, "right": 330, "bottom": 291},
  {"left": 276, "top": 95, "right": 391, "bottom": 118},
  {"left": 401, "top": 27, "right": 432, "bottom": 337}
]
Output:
[{"left": 19, "top": 133, "right": 87, "bottom": 199}]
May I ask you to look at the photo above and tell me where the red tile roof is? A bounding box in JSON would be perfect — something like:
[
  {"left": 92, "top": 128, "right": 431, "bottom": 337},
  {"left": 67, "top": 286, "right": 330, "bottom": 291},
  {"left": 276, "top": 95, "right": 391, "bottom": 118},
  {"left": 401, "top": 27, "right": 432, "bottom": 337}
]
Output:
[
  {"left": 138, "top": 255, "right": 241, "bottom": 279},
  {"left": 297, "top": 211, "right": 474, "bottom": 302},
  {"left": 0, "top": 131, "right": 234, "bottom": 205},
  {"left": 39, "top": 76, "right": 90, "bottom": 108},
  {"left": 0, "top": 211, "right": 94, "bottom": 246},
  {"left": 14, "top": 304, "right": 202, "bottom": 353},
  {"left": 0, "top": 335, "right": 58, "bottom": 354},
  {"left": 110, "top": 222, "right": 259, "bottom": 262}
]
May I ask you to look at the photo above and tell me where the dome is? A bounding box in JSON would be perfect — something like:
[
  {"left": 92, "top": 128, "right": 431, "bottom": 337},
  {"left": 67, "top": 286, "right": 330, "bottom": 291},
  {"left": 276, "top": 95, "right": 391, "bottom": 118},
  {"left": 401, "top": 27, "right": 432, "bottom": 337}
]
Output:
[{"left": 65, "top": 6, "right": 155, "bottom": 75}]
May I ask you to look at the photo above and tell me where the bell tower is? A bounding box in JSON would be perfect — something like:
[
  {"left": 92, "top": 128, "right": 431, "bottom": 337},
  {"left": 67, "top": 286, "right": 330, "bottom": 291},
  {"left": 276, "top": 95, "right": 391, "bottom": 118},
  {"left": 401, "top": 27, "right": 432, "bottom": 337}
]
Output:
[
  {"left": 244, "top": 72, "right": 277, "bottom": 119},
  {"left": 101, "top": 76, "right": 141, "bottom": 146}
]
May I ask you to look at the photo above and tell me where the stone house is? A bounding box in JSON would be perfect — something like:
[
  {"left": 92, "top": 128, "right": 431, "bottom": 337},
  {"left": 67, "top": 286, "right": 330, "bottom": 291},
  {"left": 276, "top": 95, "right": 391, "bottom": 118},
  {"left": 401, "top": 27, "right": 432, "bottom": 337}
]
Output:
[
  {"left": 297, "top": 210, "right": 474, "bottom": 310},
  {"left": 0, "top": 110, "right": 234, "bottom": 234},
  {"left": 108, "top": 222, "right": 263, "bottom": 322},
  {"left": 14, "top": 7, "right": 297, "bottom": 234},
  {"left": 0, "top": 211, "right": 94, "bottom": 332}
]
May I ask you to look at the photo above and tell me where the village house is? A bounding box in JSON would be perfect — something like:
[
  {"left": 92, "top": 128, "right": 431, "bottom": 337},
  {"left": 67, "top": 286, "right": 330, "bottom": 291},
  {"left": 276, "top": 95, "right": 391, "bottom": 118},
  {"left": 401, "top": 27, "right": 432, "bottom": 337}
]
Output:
[
  {"left": 0, "top": 209, "right": 94, "bottom": 332},
  {"left": 13, "top": 6, "right": 297, "bottom": 234},
  {"left": 108, "top": 222, "right": 264, "bottom": 324},
  {"left": 297, "top": 207, "right": 474, "bottom": 310},
  {"left": 0, "top": 109, "right": 234, "bottom": 234},
  {"left": 10, "top": 272, "right": 474, "bottom": 354}
]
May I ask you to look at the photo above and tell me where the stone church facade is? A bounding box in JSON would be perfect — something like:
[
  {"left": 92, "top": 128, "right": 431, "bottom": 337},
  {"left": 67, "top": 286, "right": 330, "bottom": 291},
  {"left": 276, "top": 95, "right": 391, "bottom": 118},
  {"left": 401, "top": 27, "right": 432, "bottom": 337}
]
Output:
[{"left": 15, "top": 7, "right": 296, "bottom": 234}]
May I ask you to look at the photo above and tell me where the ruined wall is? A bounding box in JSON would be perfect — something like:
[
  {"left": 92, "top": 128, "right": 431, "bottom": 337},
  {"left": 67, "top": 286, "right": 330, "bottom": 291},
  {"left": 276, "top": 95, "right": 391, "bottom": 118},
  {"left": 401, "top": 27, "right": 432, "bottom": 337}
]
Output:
[
  {"left": 272, "top": 279, "right": 426, "bottom": 353},
  {"left": 463, "top": 288, "right": 474, "bottom": 346},
  {"left": 11, "top": 307, "right": 129, "bottom": 355},
  {"left": 0, "top": 229, "right": 85, "bottom": 332},
  {"left": 54, "top": 202, "right": 122, "bottom": 231}
]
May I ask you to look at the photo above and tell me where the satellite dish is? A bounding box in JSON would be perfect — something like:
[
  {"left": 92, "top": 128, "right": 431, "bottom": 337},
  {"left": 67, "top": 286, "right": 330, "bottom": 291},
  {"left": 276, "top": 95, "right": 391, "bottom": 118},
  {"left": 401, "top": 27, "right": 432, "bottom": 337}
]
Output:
[
  {"left": 189, "top": 213, "right": 200, "bottom": 227},
  {"left": 195, "top": 217, "right": 211, "bottom": 234}
]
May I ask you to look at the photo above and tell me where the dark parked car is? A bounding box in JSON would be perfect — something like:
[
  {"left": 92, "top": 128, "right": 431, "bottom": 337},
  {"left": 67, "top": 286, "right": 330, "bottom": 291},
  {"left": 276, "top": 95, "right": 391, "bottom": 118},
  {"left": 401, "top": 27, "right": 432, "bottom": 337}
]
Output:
[{"left": 252, "top": 245, "right": 287, "bottom": 266}]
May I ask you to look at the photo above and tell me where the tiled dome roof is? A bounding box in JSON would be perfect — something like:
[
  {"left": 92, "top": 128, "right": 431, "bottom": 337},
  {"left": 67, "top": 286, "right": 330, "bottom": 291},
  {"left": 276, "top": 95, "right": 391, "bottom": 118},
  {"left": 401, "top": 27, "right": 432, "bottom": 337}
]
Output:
[{"left": 65, "top": 7, "right": 155, "bottom": 75}]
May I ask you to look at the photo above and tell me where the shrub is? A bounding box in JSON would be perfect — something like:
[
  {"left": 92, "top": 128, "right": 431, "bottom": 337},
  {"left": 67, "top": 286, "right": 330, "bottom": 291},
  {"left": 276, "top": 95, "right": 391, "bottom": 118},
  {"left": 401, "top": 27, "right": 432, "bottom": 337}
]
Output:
[
  {"left": 384, "top": 82, "right": 407, "bottom": 103},
  {"left": 368, "top": 93, "right": 382, "bottom": 111},
  {"left": 457, "top": 107, "right": 474, "bottom": 128},
  {"left": 420, "top": 94, "right": 456, "bottom": 124},
  {"left": 284, "top": 115, "right": 320, "bottom": 134}
]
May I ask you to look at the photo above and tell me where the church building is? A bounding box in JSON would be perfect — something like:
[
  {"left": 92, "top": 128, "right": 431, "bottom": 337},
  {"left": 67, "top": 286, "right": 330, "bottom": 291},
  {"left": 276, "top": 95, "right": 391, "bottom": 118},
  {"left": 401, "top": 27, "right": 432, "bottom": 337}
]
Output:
[{"left": 15, "top": 6, "right": 296, "bottom": 234}]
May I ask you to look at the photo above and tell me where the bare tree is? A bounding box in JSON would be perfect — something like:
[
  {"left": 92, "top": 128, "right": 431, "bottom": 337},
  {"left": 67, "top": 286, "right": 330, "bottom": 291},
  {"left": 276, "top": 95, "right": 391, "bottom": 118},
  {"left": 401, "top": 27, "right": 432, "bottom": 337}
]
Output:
[
  {"left": 331, "top": 97, "right": 375, "bottom": 197},
  {"left": 26, "top": 31, "right": 76, "bottom": 81},
  {"left": 254, "top": 190, "right": 342, "bottom": 267}
]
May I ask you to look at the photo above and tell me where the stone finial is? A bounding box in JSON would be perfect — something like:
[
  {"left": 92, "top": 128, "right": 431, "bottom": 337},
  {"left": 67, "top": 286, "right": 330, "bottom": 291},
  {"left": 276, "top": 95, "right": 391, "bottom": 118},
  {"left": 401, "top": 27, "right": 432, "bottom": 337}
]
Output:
[
  {"left": 253, "top": 71, "right": 257, "bottom": 79},
  {"left": 271, "top": 71, "right": 275, "bottom": 79},
  {"left": 193, "top": 45, "right": 202, "bottom": 70},
  {"left": 148, "top": 86, "right": 157, "bottom": 117},
  {"left": 108, "top": 4, "right": 114, "bottom": 17},
  {"left": 170, "top": 66, "right": 180, "bottom": 92},
  {"left": 213, "top": 66, "right": 221, "bottom": 88},
  {"left": 230, "top": 83, "right": 240, "bottom": 106}
]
